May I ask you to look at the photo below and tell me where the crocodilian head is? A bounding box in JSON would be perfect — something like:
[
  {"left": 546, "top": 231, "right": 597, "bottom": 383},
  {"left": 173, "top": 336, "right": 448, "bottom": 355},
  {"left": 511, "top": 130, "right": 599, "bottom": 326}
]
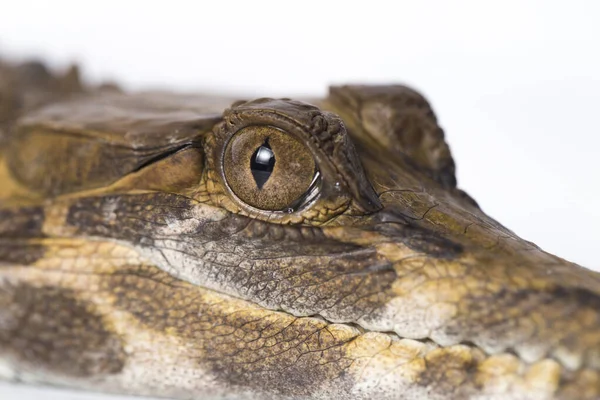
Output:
[
  {"left": 198, "top": 87, "right": 600, "bottom": 398},
  {"left": 2, "top": 82, "right": 600, "bottom": 400}
]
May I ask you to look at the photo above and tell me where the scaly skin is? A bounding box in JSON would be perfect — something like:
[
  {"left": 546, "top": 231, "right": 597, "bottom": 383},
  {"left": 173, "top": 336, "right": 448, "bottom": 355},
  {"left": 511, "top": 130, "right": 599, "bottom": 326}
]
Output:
[{"left": 0, "top": 60, "right": 599, "bottom": 399}]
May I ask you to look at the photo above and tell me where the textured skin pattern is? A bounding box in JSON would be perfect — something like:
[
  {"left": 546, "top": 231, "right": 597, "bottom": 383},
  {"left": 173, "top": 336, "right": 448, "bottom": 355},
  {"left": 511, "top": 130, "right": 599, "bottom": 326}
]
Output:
[{"left": 0, "top": 60, "right": 599, "bottom": 399}]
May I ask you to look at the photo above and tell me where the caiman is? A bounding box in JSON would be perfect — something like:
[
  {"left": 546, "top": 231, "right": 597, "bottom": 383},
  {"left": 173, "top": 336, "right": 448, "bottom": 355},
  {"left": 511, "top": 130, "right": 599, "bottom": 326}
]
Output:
[{"left": 0, "top": 59, "right": 598, "bottom": 400}]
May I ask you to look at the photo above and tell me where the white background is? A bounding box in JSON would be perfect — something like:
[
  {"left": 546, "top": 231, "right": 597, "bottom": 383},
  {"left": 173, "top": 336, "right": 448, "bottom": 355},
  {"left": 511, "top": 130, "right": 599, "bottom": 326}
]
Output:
[{"left": 1, "top": 1, "right": 599, "bottom": 398}]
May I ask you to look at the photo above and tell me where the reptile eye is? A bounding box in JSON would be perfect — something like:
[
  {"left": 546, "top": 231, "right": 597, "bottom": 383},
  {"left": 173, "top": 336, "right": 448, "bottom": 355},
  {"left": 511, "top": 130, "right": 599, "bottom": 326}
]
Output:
[{"left": 223, "top": 125, "right": 318, "bottom": 211}]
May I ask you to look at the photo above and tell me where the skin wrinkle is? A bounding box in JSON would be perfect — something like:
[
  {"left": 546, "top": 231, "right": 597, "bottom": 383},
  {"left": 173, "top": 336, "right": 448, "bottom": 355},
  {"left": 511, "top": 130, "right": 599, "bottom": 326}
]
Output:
[{"left": 0, "top": 62, "right": 599, "bottom": 399}]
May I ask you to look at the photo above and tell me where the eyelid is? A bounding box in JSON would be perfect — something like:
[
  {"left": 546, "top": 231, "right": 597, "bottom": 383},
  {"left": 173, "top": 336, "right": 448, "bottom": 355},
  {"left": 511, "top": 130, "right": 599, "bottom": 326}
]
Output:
[{"left": 284, "top": 170, "right": 321, "bottom": 213}]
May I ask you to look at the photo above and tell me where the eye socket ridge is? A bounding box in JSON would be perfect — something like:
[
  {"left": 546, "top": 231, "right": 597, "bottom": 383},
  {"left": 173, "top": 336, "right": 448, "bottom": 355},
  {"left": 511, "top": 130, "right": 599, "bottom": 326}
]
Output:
[{"left": 283, "top": 170, "right": 321, "bottom": 213}]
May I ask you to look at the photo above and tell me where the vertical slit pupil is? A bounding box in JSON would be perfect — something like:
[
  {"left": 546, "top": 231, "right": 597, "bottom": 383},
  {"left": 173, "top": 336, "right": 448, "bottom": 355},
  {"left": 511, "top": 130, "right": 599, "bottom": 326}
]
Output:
[{"left": 250, "top": 139, "right": 275, "bottom": 189}]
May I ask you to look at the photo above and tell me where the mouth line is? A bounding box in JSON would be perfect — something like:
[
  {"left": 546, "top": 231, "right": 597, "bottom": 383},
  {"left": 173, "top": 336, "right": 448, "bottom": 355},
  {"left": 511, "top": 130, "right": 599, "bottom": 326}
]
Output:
[
  {"left": 261, "top": 299, "right": 588, "bottom": 373},
  {"left": 134, "top": 230, "right": 595, "bottom": 375}
]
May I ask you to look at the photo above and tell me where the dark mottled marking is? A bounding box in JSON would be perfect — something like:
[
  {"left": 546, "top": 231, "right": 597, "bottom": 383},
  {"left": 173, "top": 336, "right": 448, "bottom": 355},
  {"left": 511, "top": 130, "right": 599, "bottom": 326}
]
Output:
[
  {"left": 0, "top": 240, "right": 45, "bottom": 265},
  {"left": 66, "top": 192, "right": 271, "bottom": 250},
  {"left": 400, "top": 225, "right": 463, "bottom": 259},
  {"left": 370, "top": 221, "right": 463, "bottom": 259},
  {"left": 416, "top": 347, "right": 479, "bottom": 400},
  {"left": 551, "top": 286, "right": 600, "bottom": 310},
  {"left": 66, "top": 193, "right": 397, "bottom": 321},
  {"left": 0, "top": 284, "right": 125, "bottom": 377},
  {"left": 0, "top": 206, "right": 44, "bottom": 238},
  {"left": 102, "top": 264, "right": 357, "bottom": 397},
  {"left": 435, "top": 276, "right": 600, "bottom": 367},
  {"left": 205, "top": 316, "right": 354, "bottom": 397}
]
